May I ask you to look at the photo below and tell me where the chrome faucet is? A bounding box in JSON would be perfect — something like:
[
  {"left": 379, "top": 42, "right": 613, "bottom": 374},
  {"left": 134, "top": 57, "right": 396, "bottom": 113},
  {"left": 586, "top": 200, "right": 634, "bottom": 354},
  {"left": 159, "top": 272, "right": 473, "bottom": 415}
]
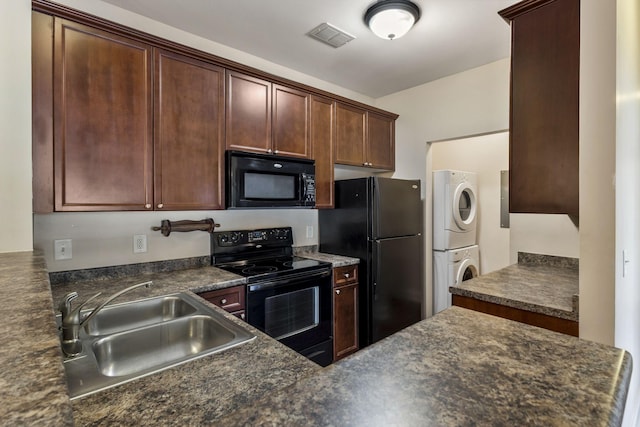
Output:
[{"left": 58, "top": 281, "right": 153, "bottom": 357}]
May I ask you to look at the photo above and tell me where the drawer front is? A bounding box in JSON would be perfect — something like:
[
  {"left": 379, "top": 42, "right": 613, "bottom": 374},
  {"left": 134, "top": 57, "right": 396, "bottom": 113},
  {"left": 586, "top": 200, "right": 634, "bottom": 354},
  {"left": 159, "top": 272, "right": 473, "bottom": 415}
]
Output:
[
  {"left": 333, "top": 264, "right": 358, "bottom": 287},
  {"left": 198, "top": 285, "right": 246, "bottom": 312}
]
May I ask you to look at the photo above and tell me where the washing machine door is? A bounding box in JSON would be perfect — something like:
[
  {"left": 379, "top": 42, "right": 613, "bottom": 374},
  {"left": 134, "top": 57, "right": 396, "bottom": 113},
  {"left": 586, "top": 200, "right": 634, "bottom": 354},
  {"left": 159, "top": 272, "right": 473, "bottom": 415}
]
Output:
[
  {"left": 452, "top": 182, "right": 477, "bottom": 231},
  {"left": 455, "top": 258, "right": 479, "bottom": 285}
]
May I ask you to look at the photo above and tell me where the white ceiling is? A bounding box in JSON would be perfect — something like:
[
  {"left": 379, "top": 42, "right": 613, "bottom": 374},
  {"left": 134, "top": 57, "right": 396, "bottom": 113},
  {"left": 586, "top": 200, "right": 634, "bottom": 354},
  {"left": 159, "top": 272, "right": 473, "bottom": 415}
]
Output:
[{"left": 100, "top": 0, "right": 515, "bottom": 98}]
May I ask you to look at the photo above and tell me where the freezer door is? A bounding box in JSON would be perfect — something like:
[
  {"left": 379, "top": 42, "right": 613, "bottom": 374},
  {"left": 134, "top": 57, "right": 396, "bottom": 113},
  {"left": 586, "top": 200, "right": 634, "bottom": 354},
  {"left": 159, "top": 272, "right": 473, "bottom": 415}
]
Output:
[
  {"left": 371, "top": 177, "right": 422, "bottom": 239},
  {"left": 371, "top": 235, "right": 423, "bottom": 343}
]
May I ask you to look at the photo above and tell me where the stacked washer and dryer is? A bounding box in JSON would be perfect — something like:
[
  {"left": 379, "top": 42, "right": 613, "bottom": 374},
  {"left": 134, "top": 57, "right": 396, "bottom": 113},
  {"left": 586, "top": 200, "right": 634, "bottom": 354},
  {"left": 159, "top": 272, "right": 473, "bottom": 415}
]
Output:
[{"left": 432, "top": 170, "right": 480, "bottom": 314}]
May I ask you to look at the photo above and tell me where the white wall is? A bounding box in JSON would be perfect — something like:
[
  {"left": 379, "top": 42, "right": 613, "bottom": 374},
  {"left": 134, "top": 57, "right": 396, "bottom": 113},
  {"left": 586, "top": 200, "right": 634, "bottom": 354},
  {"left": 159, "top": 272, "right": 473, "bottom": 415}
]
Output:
[
  {"left": 579, "top": 0, "right": 617, "bottom": 347},
  {"left": 0, "top": 0, "right": 33, "bottom": 253},
  {"left": 431, "top": 131, "right": 510, "bottom": 275},
  {"left": 34, "top": 210, "right": 319, "bottom": 272},
  {"left": 615, "top": 0, "right": 640, "bottom": 424},
  {"left": 509, "top": 215, "right": 579, "bottom": 262}
]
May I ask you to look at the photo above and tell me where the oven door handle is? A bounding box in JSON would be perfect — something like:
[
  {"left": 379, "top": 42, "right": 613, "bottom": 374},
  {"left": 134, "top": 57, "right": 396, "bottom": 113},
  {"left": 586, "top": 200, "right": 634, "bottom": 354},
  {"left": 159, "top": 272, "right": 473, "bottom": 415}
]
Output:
[{"left": 247, "top": 269, "right": 331, "bottom": 292}]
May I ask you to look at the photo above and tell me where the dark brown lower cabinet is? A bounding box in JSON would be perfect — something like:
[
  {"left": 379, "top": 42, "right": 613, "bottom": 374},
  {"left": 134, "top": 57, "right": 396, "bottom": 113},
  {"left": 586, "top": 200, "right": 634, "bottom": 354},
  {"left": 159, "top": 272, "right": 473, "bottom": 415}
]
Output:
[
  {"left": 452, "top": 294, "right": 578, "bottom": 337},
  {"left": 198, "top": 285, "right": 246, "bottom": 321},
  {"left": 333, "top": 265, "right": 359, "bottom": 361}
]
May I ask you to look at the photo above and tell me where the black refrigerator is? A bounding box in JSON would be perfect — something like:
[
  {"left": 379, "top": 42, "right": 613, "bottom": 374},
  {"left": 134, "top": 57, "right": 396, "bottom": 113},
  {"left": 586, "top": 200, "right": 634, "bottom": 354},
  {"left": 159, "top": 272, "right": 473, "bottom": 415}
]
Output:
[{"left": 319, "top": 177, "right": 423, "bottom": 348}]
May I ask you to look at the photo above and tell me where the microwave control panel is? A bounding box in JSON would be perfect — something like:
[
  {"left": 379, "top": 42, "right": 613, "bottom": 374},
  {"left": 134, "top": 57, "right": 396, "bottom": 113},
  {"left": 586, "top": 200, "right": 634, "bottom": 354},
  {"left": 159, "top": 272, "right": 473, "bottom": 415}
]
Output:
[{"left": 302, "top": 173, "right": 316, "bottom": 203}]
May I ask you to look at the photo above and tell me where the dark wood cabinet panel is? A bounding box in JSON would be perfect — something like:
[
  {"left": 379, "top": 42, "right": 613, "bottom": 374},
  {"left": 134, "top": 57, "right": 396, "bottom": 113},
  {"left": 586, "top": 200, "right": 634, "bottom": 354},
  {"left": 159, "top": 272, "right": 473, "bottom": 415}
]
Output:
[
  {"left": 452, "top": 294, "right": 578, "bottom": 337},
  {"left": 32, "top": 2, "right": 400, "bottom": 212},
  {"left": 334, "top": 283, "right": 358, "bottom": 360},
  {"left": 154, "top": 50, "right": 225, "bottom": 210},
  {"left": 32, "top": 11, "right": 54, "bottom": 213},
  {"left": 500, "top": 0, "right": 579, "bottom": 215},
  {"left": 333, "top": 265, "right": 359, "bottom": 361},
  {"left": 333, "top": 264, "right": 358, "bottom": 288},
  {"left": 310, "top": 96, "right": 335, "bottom": 209},
  {"left": 53, "top": 18, "right": 153, "bottom": 211},
  {"left": 367, "top": 112, "right": 395, "bottom": 170},
  {"left": 335, "top": 103, "right": 366, "bottom": 167},
  {"left": 198, "top": 285, "right": 246, "bottom": 318},
  {"left": 225, "top": 71, "right": 272, "bottom": 154},
  {"left": 272, "top": 84, "right": 310, "bottom": 158}
]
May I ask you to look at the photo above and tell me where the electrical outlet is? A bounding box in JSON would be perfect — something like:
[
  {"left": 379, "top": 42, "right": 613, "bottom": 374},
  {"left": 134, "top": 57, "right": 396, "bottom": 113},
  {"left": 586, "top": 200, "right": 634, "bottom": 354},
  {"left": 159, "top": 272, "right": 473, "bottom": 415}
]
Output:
[
  {"left": 306, "top": 226, "right": 314, "bottom": 239},
  {"left": 54, "top": 239, "right": 72, "bottom": 260},
  {"left": 133, "top": 234, "right": 147, "bottom": 254}
]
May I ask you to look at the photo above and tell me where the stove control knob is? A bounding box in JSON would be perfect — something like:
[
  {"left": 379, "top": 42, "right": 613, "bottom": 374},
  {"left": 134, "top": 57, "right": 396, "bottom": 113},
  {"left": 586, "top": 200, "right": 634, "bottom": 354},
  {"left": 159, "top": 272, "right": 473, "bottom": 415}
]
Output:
[
  {"left": 219, "top": 234, "right": 229, "bottom": 244},
  {"left": 230, "top": 232, "right": 241, "bottom": 243}
]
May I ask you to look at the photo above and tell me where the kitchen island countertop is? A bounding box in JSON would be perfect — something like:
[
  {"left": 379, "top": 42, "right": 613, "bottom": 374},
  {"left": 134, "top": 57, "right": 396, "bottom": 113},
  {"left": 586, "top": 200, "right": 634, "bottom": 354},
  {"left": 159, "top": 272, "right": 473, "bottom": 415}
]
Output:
[
  {"left": 222, "top": 306, "right": 631, "bottom": 426},
  {"left": 450, "top": 252, "right": 579, "bottom": 321}
]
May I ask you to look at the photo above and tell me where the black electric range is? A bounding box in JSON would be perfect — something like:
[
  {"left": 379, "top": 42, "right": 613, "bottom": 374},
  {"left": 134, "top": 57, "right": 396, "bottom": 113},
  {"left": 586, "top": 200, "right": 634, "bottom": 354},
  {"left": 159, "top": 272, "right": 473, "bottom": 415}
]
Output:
[{"left": 211, "top": 227, "right": 334, "bottom": 366}]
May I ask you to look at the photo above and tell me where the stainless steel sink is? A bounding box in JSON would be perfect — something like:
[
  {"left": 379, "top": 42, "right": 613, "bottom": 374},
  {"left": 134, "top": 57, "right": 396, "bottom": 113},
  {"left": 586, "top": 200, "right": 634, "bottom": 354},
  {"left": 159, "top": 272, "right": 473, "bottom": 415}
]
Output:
[
  {"left": 93, "top": 315, "right": 236, "bottom": 377},
  {"left": 59, "top": 292, "right": 255, "bottom": 400},
  {"left": 84, "top": 294, "right": 198, "bottom": 336}
]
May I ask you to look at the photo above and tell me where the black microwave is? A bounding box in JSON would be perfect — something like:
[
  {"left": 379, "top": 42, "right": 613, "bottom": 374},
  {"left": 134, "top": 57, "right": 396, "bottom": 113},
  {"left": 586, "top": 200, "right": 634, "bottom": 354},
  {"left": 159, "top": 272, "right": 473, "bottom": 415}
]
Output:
[{"left": 226, "top": 151, "right": 316, "bottom": 209}]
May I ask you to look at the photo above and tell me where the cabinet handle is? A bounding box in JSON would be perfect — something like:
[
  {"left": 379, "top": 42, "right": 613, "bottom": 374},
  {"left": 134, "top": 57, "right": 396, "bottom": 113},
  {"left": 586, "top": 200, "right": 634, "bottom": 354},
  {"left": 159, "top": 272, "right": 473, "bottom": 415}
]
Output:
[
  {"left": 145, "top": 203, "right": 152, "bottom": 209},
  {"left": 344, "top": 273, "right": 350, "bottom": 278},
  {"left": 267, "top": 149, "right": 273, "bottom": 153},
  {"left": 157, "top": 203, "right": 164, "bottom": 209},
  {"left": 274, "top": 150, "right": 279, "bottom": 154},
  {"left": 336, "top": 289, "right": 341, "bottom": 295},
  {"left": 221, "top": 298, "right": 227, "bottom": 305},
  {"left": 240, "top": 313, "right": 245, "bottom": 320}
]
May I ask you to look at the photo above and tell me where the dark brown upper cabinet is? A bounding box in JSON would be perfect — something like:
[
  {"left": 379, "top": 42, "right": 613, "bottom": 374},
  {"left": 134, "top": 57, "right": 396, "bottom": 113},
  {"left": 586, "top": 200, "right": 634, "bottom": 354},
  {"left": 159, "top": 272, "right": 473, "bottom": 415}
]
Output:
[
  {"left": 499, "top": 0, "right": 579, "bottom": 216},
  {"left": 32, "top": 1, "right": 399, "bottom": 212},
  {"left": 367, "top": 112, "right": 395, "bottom": 170},
  {"left": 335, "top": 103, "right": 395, "bottom": 171},
  {"left": 226, "top": 71, "right": 311, "bottom": 159},
  {"left": 272, "top": 84, "right": 311, "bottom": 158},
  {"left": 154, "top": 49, "right": 225, "bottom": 210},
  {"left": 310, "top": 95, "right": 335, "bottom": 209},
  {"left": 53, "top": 18, "right": 154, "bottom": 211},
  {"left": 225, "top": 71, "right": 272, "bottom": 155},
  {"left": 41, "top": 17, "right": 225, "bottom": 212}
]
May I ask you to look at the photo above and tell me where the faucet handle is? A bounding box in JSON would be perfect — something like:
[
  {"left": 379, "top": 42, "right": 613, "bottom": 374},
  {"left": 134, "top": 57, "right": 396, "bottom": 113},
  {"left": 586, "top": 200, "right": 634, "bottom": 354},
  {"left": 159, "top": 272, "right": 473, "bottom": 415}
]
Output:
[
  {"left": 70, "top": 292, "right": 102, "bottom": 317},
  {"left": 58, "top": 292, "right": 78, "bottom": 317}
]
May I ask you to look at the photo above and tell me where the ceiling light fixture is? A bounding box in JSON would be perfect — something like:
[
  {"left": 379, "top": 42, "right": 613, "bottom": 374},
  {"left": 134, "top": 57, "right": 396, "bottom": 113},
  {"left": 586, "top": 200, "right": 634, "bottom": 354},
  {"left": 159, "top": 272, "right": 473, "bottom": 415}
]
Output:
[{"left": 364, "top": 0, "right": 421, "bottom": 41}]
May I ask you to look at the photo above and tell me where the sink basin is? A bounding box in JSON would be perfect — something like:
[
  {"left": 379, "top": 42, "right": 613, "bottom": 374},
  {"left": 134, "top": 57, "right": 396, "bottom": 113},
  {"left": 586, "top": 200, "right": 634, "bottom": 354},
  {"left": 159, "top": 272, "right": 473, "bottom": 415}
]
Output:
[
  {"left": 93, "top": 315, "right": 235, "bottom": 377},
  {"left": 59, "top": 292, "right": 255, "bottom": 399},
  {"left": 84, "top": 294, "right": 197, "bottom": 336}
]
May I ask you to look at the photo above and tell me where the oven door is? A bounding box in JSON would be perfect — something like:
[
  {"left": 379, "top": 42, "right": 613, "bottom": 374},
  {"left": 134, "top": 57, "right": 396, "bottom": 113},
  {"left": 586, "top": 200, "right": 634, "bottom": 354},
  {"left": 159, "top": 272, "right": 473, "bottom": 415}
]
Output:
[{"left": 246, "top": 269, "right": 332, "bottom": 365}]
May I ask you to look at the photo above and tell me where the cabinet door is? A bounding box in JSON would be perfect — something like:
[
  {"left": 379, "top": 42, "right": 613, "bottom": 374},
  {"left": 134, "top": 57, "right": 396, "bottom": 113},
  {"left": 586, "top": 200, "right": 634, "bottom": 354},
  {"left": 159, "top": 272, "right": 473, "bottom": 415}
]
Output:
[
  {"left": 272, "top": 84, "right": 311, "bottom": 158},
  {"left": 53, "top": 19, "right": 153, "bottom": 211},
  {"left": 310, "top": 96, "right": 335, "bottom": 209},
  {"left": 367, "top": 112, "right": 395, "bottom": 170},
  {"left": 504, "top": 0, "right": 579, "bottom": 215},
  {"left": 334, "top": 283, "right": 358, "bottom": 360},
  {"left": 225, "top": 71, "right": 272, "bottom": 154},
  {"left": 334, "top": 103, "right": 366, "bottom": 167},
  {"left": 154, "top": 50, "right": 225, "bottom": 210},
  {"left": 32, "top": 11, "right": 54, "bottom": 213}
]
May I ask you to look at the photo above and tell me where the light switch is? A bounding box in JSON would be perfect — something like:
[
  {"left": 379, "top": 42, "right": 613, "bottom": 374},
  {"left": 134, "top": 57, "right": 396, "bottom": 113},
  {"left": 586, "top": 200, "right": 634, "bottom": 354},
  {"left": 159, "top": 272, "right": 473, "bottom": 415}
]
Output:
[{"left": 54, "top": 239, "right": 72, "bottom": 260}]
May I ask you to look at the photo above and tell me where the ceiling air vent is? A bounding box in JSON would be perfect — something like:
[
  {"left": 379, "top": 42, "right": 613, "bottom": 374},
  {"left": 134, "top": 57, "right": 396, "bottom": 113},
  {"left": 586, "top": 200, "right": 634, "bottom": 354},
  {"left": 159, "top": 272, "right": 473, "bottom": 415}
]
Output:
[{"left": 307, "top": 23, "right": 355, "bottom": 48}]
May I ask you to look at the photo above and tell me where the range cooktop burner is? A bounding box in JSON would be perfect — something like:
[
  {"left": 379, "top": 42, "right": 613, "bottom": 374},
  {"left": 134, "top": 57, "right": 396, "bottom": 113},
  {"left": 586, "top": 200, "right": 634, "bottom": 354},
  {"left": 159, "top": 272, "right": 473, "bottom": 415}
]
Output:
[
  {"left": 216, "top": 256, "right": 331, "bottom": 282},
  {"left": 242, "top": 266, "right": 278, "bottom": 275}
]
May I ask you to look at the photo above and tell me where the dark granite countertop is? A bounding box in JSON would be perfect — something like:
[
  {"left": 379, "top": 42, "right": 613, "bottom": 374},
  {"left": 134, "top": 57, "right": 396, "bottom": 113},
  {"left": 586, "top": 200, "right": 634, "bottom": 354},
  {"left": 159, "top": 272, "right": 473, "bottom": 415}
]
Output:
[
  {"left": 222, "top": 306, "right": 632, "bottom": 426},
  {"left": 4, "top": 251, "right": 631, "bottom": 426},
  {"left": 294, "top": 247, "right": 360, "bottom": 267},
  {"left": 450, "top": 253, "right": 579, "bottom": 321}
]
